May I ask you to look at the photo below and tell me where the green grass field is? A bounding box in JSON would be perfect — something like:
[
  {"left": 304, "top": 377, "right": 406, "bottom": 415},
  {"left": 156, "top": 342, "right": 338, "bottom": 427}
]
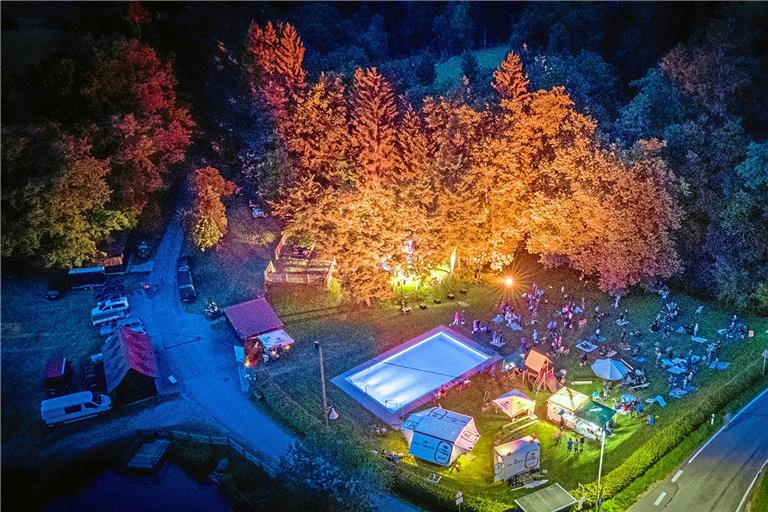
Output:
[
  {"left": 751, "top": 472, "right": 768, "bottom": 512},
  {"left": 186, "top": 210, "right": 768, "bottom": 509}
]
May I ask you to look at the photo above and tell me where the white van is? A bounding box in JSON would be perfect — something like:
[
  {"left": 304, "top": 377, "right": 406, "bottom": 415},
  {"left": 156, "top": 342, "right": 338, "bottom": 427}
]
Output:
[
  {"left": 90, "top": 297, "right": 130, "bottom": 326},
  {"left": 41, "top": 391, "right": 112, "bottom": 426}
]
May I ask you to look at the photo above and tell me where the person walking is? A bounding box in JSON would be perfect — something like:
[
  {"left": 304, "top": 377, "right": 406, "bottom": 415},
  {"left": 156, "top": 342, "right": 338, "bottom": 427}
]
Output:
[
  {"left": 567, "top": 437, "right": 574, "bottom": 455},
  {"left": 579, "top": 434, "right": 585, "bottom": 453},
  {"left": 554, "top": 427, "right": 562, "bottom": 446},
  {"left": 452, "top": 311, "right": 460, "bottom": 326}
]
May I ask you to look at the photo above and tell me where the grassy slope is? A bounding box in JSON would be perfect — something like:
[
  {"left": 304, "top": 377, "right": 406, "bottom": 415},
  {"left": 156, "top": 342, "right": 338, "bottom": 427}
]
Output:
[
  {"left": 751, "top": 472, "right": 768, "bottom": 512},
  {"left": 434, "top": 45, "right": 510, "bottom": 88}
]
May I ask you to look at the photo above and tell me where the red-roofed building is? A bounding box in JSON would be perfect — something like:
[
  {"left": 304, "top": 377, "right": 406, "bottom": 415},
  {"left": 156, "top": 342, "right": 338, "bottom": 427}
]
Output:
[
  {"left": 224, "top": 297, "right": 293, "bottom": 366},
  {"left": 102, "top": 327, "right": 158, "bottom": 404}
]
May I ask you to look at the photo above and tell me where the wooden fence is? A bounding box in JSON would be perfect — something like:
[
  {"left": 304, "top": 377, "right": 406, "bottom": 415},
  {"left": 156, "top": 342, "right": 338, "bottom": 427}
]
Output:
[{"left": 136, "top": 428, "right": 279, "bottom": 477}]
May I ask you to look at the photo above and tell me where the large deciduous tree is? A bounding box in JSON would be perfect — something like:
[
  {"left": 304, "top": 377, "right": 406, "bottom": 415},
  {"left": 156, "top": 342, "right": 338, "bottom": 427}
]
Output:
[{"left": 190, "top": 167, "right": 236, "bottom": 251}]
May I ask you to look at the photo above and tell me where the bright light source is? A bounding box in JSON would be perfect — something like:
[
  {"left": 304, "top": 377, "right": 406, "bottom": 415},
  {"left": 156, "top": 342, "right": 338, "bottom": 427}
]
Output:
[{"left": 504, "top": 276, "right": 514, "bottom": 288}]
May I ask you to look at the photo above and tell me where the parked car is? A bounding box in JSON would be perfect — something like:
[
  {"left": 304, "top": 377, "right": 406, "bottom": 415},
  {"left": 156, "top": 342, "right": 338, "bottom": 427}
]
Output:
[
  {"left": 82, "top": 360, "right": 106, "bottom": 392},
  {"left": 90, "top": 297, "right": 130, "bottom": 326},
  {"left": 95, "top": 282, "right": 126, "bottom": 303},
  {"left": 47, "top": 275, "right": 69, "bottom": 300},
  {"left": 41, "top": 391, "right": 111, "bottom": 427},
  {"left": 177, "top": 270, "right": 197, "bottom": 303},
  {"left": 177, "top": 255, "right": 193, "bottom": 273},
  {"left": 136, "top": 240, "right": 151, "bottom": 259},
  {"left": 45, "top": 357, "right": 73, "bottom": 397},
  {"left": 68, "top": 266, "right": 107, "bottom": 290},
  {"left": 99, "top": 317, "right": 146, "bottom": 337}
]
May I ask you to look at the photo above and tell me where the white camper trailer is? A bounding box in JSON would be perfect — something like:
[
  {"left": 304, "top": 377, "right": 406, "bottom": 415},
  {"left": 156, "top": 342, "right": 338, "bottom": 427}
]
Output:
[{"left": 493, "top": 435, "right": 541, "bottom": 481}]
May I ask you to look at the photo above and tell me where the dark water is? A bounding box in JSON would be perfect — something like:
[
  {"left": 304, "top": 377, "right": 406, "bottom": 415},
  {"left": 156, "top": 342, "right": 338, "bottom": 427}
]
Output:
[{"left": 41, "top": 462, "right": 229, "bottom": 512}]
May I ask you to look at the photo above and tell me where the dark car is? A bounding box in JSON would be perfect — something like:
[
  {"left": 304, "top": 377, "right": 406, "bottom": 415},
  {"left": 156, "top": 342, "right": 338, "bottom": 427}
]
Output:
[
  {"left": 45, "top": 357, "right": 73, "bottom": 397},
  {"left": 47, "top": 275, "right": 68, "bottom": 300},
  {"left": 178, "top": 270, "right": 197, "bottom": 303},
  {"left": 95, "top": 282, "right": 126, "bottom": 303},
  {"left": 177, "top": 255, "right": 193, "bottom": 273}
]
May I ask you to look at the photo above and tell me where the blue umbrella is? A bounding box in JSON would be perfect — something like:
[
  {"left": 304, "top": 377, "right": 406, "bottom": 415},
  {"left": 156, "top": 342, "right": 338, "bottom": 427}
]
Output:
[{"left": 591, "top": 358, "right": 629, "bottom": 381}]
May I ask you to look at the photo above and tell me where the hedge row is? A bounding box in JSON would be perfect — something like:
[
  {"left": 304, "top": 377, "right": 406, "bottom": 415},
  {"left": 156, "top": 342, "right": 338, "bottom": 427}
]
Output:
[
  {"left": 251, "top": 370, "right": 325, "bottom": 435},
  {"left": 580, "top": 359, "right": 764, "bottom": 505}
]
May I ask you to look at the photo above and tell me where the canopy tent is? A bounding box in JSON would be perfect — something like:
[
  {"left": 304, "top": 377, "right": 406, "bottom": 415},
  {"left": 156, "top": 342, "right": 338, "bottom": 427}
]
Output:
[
  {"left": 102, "top": 327, "right": 157, "bottom": 404},
  {"left": 492, "top": 389, "right": 536, "bottom": 420},
  {"left": 546, "top": 387, "right": 590, "bottom": 428},
  {"left": 502, "top": 349, "right": 526, "bottom": 372},
  {"left": 576, "top": 401, "right": 616, "bottom": 431},
  {"left": 514, "top": 483, "right": 577, "bottom": 512},
  {"left": 494, "top": 435, "right": 541, "bottom": 481},
  {"left": 401, "top": 407, "right": 480, "bottom": 466},
  {"left": 591, "top": 358, "right": 629, "bottom": 381},
  {"left": 256, "top": 329, "right": 295, "bottom": 351},
  {"left": 525, "top": 350, "right": 552, "bottom": 376},
  {"left": 224, "top": 297, "right": 283, "bottom": 342}
]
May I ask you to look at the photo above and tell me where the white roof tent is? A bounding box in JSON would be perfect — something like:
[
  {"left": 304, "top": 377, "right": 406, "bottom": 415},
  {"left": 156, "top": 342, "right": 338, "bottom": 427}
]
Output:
[
  {"left": 401, "top": 407, "right": 480, "bottom": 466},
  {"left": 514, "top": 483, "right": 577, "bottom": 512},
  {"left": 492, "top": 389, "right": 536, "bottom": 420}
]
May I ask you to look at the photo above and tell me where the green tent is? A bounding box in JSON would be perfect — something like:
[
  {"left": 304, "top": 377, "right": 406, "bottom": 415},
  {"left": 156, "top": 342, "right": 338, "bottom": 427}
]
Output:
[
  {"left": 514, "top": 483, "right": 577, "bottom": 512},
  {"left": 576, "top": 400, "right": 616, "bottom": 429}
]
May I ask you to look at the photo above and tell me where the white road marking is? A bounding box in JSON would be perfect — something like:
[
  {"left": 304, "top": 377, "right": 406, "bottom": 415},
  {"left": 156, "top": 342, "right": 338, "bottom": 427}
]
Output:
[
  {"left": 671, "top": 470, "right": 683, "bottom": 483},
  {"left": 654, "top": 492, "right": 667, "bottom": 506},
  {"left": 689, "top": 387, "right": 768, "bottom": 464},
  {"left": 735, "top": 457, "right": 768, "bottom": 512}
]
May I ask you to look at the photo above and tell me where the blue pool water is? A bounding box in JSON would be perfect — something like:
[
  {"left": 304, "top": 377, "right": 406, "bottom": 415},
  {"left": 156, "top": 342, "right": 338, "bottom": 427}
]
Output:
[
  {"left": 346, "top": 331, "right": 491, "bottom": 412},
  {"left": 42, "top": 462, "right": 229, "bottom": 512}
]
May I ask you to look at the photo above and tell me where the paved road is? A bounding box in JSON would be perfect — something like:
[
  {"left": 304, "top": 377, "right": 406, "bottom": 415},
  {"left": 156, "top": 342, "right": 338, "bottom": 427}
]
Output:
[
  {"left": 628, "top": 387, "right": 768, "bottom": 512},
  {"left": 131, "top": 212, "right": 419, "bottom": 512}
]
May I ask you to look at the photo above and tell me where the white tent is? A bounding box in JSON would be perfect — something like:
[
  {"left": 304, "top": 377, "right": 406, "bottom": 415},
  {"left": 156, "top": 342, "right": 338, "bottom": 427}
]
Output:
[
  {"left": 401, "top": 407, "right": 480, "bottom": 466},
  {"left": 492, "top": 389, "right": 536, "bottom": 420},
  {"left": 493, "top": 435, "right": 541, "bottom": 481}
]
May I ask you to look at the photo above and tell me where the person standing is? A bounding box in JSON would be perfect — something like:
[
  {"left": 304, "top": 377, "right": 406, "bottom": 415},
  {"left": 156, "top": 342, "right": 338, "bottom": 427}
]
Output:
[
  {"left": 567, "top": 437, "right": 574, "bottom": 455},
  {"left": 554, "top": 427, "right": 562, "bottom": 446},
  {"left": 452, "top": 311, "right": 460, "bottom": 326},
  {"left": 579, "top": 434, "right": 585, "bottom": 453}
]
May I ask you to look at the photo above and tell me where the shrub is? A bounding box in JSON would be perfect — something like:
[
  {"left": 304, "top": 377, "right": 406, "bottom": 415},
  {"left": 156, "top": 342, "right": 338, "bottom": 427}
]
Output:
[{"left": 252, "top": 370, "right": 325, "bottom": 434}]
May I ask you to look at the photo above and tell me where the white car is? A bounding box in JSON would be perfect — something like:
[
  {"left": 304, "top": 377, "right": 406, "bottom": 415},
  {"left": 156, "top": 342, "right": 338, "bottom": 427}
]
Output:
[
  {"left": 99, "top": 317, "right": 146, "bottom": 337},
  {"left": 90, "top": 297, "right": 130, "bottom": 326}
]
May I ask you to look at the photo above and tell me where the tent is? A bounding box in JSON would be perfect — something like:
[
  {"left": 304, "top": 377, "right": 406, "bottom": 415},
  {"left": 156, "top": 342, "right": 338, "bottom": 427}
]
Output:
[
  {"left": 493, "top": 435, "right": 541, "bottom": 481},
  {"left": 256, "top": 329, "right": 295, "bottom": 352},
  {"left": 591, "top": 358, "right": 629, "bottom": 381},
  {"left": 501, "top": 349, "right": 526, "bottom": 372},
  {"left": 514, "top": 483, "right": 577, "bottom": 512},
  {"left": 546, "top": 387, "right": 590, "bottom": 428},
  {"left": 492, "top": 389, "right": 536, "bottom": 420},
  {"left": 574, "top": 401, "right": 616, "bottom": 440},
  {"left": 102, "top": 327, "right": 157, "bottom": 404},
  {"left": 401, "top": 407, "right": 480, "bottom": 466}
]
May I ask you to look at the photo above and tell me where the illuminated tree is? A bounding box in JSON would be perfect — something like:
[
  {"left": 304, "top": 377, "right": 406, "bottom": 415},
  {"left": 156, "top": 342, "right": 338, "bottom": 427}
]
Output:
[
  {"left": 350, "top": 67, "right": 398, "bottom": 185},
  {"left": 191, "top": 167, "right": 236, "bottom": 251},
  {"left": 492, "top": 51, "right": 530, "bottom": 112}
]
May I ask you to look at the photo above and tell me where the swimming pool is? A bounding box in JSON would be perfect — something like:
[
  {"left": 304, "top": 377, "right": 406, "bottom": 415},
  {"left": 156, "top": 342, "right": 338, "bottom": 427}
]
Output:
[{"left": 333, "top": 326, "right": 501, "bottom": 425}]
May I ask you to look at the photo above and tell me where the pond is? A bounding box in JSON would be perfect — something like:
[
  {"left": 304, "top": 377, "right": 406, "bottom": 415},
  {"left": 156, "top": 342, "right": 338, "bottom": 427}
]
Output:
[{"left": 42, "top": 462, "right": 229, "bottom": 512}]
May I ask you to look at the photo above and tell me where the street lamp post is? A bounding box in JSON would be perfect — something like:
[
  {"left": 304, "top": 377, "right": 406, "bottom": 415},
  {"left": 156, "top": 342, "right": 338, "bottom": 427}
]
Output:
[
  {"left": 315, "top": 341, "right": 329, "bottom": 426},
  {"left": 596, "top": 429, "right": 606, "bottom": 512}
]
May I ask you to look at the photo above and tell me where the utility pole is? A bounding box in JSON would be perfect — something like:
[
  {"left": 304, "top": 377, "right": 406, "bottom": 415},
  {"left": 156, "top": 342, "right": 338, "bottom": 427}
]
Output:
[
  {"left": 315, "top": 341, "right": 329, "bottom": 425},
  {"left": 596, "top": 430, "right": 606, "bottom": 512}
]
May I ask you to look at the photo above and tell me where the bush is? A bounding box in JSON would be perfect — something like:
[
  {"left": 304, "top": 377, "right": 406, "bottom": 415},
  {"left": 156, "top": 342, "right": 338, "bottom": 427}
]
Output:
[
  {"left": 579, "top": 360, "right": 764, "bottom": 505},
  {"left": 252, "top": 370, "right": 325, "bottom": 434},
  {"left": 391, "top": 468, "right": 509, "bottom": 512}
]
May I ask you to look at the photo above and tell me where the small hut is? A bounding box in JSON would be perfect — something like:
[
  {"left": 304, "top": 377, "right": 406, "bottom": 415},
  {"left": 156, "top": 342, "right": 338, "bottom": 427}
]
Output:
[
  {"left": 493, "top": 435, "right": 541, "bottom": 481},
  {"left": 102, "top": 327, "right": 157, "bottom": 404},
  {"left": 401, "top": 407, "right": 480, "bottom": 466}
]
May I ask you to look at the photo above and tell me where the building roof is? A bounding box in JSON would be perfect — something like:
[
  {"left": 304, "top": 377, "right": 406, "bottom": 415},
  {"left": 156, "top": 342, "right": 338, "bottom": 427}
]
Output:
[
  {"left": 576, "top": 400, "right": 616, "bottom": 428},
  {"left": 548, "top": 386, "right": 591, "bottom": 412},
  {"left": 525, "top": 350, "right": 552, "bottom": 373},
  {"left": 515, "top": 483, "right": 577, "bottom": 512},
  {"left": 102, "top": 327, "right": 157, "bottom": 393},
  {"left": 402, "top": 407, "right": 480, "bottom": 450},
  {"left": 224, "top": 298, "right": 283, "bottom": 341}
]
